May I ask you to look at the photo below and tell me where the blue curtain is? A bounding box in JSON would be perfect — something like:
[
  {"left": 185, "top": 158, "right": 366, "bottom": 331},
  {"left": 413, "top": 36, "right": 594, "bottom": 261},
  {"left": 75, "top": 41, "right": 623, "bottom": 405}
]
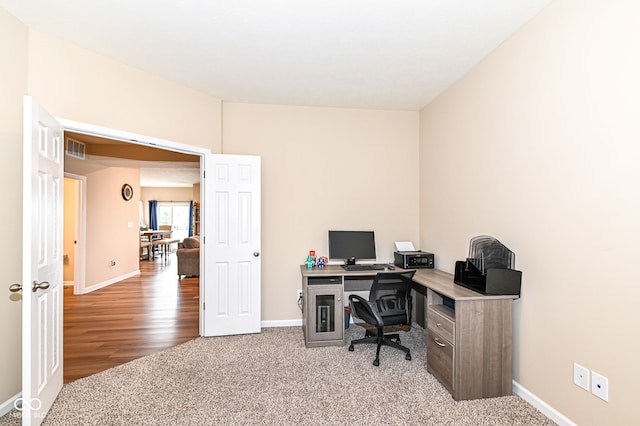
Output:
[
  {"left": 188, "top": 200, "right": 194, "bottom": 237},
  {"left": 149, "top": 200, "right": 158, "bottom": 230}
]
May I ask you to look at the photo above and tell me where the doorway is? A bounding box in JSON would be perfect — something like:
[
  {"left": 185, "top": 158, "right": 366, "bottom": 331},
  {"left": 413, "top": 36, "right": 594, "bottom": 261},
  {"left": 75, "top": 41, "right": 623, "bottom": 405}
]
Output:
[
  {"left": 60, "top": 120, "right": 208, "bottom": 381},
  {"left": 62, "top": 132, "right": 201, "bottom": 294},
  {"left": 63, "top": 173, "right": 86, "bottom": 295},
  {"left": 60, "top": 118, "right": 263, "bottom": 340}
]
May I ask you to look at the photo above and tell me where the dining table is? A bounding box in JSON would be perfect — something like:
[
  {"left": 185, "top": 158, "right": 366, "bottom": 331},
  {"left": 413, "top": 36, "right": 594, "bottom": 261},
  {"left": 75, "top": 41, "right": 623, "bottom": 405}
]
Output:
[
  {"left": 140, "top": 230, "right": 171, "bottom": 239},
  {"left": 140, "top": 230, "right": 174, "bottom": 260}
]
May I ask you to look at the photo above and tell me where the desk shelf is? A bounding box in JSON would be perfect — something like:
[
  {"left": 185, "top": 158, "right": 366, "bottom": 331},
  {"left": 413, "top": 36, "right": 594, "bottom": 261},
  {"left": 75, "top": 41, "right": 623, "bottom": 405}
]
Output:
[{"left": 301, "top": 274, "right": 344, "bottom": 347}]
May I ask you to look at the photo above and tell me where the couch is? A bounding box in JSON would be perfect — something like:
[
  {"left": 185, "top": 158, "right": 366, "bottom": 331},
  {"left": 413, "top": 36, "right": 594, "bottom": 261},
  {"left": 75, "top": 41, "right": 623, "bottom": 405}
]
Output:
[{"left": 177, "top": 236, "right": 200, "bottom": 278}]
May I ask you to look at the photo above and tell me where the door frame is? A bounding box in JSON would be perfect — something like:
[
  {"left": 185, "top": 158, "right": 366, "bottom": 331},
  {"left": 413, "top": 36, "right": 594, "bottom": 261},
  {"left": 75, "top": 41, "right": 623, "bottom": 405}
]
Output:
[
  {"left": 63, "top": 173, "right": 86, "bottom": 295},
  {"left": 58, "top": 118, "right": 211, "bottom": 335}
]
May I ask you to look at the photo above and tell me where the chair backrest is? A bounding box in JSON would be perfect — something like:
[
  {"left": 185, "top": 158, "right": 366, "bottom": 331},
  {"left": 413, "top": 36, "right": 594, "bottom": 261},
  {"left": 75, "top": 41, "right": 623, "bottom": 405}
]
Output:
[
  {"left": 369, "top": 270, "right": 416, "bottom": 324},
  {"left": 159, "top": 224, "right": 172, "bottom": 238}
]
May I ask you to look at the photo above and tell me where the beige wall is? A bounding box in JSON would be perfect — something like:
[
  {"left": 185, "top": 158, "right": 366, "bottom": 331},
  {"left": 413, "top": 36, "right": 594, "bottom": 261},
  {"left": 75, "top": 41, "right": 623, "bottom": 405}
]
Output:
[
  {"left": 140, "top": 187, "right": 196, "bottom": 229},
  {"left": 84, "top": 167, "right": 141, "bottom": 290},
  {"left": 223, "top": 103, "right": 419, "bottom": 321},
  {"left": 27, "top": 31, "right": 223, "bottom": 152},
  {"left": 419, "top": 1, "right": 640, "bottom": 424},
  {"left": 0, "top": 7, "right": 28, "bottom": 407},
  {"left": 140, "top": 187, "right": 195, "bottom": 204}
]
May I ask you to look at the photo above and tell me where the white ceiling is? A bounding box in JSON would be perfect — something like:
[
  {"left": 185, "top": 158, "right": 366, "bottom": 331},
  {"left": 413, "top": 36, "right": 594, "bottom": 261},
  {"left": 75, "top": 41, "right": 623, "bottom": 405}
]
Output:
[{"left": 1, "top": 0, "right": 552, "bottom": 111}]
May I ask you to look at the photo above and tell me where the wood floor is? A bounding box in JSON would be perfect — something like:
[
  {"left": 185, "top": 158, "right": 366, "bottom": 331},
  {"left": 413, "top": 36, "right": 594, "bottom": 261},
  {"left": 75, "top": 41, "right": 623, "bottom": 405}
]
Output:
[{"left": 63, "top": 255, "right": 199, "bottom": 383}]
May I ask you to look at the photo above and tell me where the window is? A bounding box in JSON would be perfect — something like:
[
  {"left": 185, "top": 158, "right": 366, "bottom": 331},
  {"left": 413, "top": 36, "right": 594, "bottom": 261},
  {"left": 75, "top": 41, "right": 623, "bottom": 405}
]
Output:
[{"left": 157, "top": 202, "right": 191, "bottom": 241}]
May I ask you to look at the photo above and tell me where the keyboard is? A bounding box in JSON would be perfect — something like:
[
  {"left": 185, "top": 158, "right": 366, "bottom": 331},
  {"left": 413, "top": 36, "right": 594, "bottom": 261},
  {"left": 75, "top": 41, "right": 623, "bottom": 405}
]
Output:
[{"left": 341, "top": 264, "right": 388, "bottom": 272}]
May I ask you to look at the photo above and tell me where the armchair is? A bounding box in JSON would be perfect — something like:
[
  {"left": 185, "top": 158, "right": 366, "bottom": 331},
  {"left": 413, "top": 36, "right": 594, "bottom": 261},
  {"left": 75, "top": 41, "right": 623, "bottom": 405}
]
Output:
[
  {"left": 176, "top": 237, "right": 200, "bottom": 278},
  {"left": 348, "top": 270, "right": 415, "bottom": 366}
]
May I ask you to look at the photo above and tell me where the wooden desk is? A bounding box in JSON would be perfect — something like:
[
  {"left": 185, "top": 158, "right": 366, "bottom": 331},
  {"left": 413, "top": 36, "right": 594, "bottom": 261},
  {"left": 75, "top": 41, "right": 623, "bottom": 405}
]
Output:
[{"left": 300, "top": 265, "right": 517, "bottom": 400}]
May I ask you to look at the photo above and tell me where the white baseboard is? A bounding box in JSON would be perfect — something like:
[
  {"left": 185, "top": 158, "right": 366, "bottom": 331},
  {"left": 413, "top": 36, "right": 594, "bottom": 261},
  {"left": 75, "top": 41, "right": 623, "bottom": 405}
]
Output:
[
  {"left": 262, "top": 319, "right": 303, "bottom": 328},
  {"left": 261, "top": 318, "right": 356, "bottom": 328},
  {"left": 512, "top": 380, "right": 576, "bottom": 426},
  {"left": 80, "top": 270, "right": 141, "bottom": 294},
  {"left": 0, "top": 392, "right": 20, "bottom": 417}
]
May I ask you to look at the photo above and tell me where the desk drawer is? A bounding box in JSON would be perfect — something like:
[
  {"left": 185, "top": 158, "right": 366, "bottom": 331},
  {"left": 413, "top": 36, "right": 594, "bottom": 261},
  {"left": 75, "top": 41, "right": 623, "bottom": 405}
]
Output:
[
  {"left": 307, "top": 276, "right": 342, "bottom": 285},
  {"left": 343, "top": 276, "right": 373, "bottom": 292},
  {"left": 427, "top": 328, "right": 454, "bottom": 394},
  {"left": 427, "top": 305, "right": 455, "bottom": 344}
]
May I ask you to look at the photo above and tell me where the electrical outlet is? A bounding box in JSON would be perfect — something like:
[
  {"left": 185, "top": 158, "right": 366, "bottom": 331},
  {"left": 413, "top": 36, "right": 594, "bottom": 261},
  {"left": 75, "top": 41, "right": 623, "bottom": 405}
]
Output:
[
  {"left": 573, "top": 363, "right": 589, "bottom": 391},
  {"left": 297, "top": 289, "right": 303, "bottom": 300},
  {"left": 591, "top": 371, "right": 609, "bottom": 402}
]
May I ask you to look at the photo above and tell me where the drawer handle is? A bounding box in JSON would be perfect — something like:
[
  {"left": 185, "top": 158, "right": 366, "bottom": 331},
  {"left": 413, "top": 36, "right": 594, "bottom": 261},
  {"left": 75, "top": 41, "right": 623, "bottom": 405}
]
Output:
[
  {"left": 434, "top": 337, "right": 446, "bottom": 347},
  {"left": 436, "top": 322, "right": 442, "bottom": 327}
]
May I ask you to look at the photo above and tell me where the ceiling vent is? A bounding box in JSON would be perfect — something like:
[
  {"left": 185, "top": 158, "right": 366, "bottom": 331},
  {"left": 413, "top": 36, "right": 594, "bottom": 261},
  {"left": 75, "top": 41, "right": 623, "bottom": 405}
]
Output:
[{"left": 65, "top": 138, "right": 86, "bottom": 160}]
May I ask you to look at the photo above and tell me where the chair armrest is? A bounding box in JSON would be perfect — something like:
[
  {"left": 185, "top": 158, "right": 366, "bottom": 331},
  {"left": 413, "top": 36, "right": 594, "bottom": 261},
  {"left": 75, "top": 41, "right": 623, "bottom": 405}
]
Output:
[
  {"left": 348, "top": 294, "right": 367, "bottom": 304},
  {"left": 176, "top": 248, "right": 199, "bottom": 258},
  {"left": 349, "top": 294, "right": 384, "bottom": 327}
]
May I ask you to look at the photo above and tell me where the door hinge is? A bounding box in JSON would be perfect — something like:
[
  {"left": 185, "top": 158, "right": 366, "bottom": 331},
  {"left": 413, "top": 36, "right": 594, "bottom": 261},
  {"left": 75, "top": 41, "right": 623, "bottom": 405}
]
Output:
[{"left": 203, "top": 302, "right": 205, "bottom": 310}]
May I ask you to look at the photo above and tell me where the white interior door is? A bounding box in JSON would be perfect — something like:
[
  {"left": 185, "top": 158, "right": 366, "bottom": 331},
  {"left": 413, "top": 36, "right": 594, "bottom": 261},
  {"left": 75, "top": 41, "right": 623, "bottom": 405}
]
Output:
[
  {"left": 21, "top": 97, "right": 64, "bottom": 425},
  {"left": 202, "top": 154, "right": 261, "bottom": 336}
]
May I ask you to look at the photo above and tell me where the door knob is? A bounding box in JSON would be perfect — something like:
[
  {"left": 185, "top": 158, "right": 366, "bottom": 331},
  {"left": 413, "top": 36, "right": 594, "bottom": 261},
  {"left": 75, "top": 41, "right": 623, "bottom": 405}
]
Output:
[
  {"left": 253, "top": 251, "right": 260, "bottom": 257},
  {"left": 32, "top": 281, "right": 50, "bottom": 292},
  {"left": 9, "top": 283, "right": 22, "bottom": 293}
]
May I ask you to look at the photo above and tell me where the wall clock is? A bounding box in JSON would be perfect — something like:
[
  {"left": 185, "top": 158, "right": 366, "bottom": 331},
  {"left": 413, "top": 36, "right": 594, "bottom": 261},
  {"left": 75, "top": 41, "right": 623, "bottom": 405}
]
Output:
[{"left": 121, "top": 184, "right": 133, "bottom": 201}]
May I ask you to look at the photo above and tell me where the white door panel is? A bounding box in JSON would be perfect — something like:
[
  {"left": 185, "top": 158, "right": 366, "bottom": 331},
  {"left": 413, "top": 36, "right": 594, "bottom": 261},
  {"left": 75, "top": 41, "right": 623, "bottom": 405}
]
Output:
[
  {"left": 202, "top": 154, "right": 261, "bottom": 336},
  {"left": 21, "top": 97, "right": 64, "bottom": 426}
]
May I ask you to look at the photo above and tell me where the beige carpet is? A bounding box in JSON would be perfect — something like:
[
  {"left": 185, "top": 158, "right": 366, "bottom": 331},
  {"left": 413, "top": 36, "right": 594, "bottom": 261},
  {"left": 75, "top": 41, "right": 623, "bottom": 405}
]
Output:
[{"left": 1, "top": 325, "right": 554, "bottom": 425}]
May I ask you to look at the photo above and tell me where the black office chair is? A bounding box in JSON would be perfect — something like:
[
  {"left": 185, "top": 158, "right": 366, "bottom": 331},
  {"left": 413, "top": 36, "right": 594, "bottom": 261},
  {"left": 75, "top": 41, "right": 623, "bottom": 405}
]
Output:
[{"left": 348, "top": 270, "right": 415, "bottom": 366}]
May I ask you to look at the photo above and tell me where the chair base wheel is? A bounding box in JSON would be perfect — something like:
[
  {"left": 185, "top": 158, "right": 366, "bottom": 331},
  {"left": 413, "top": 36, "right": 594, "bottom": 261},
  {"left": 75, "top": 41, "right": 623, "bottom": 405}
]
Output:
[
  {"left": 348, "top": 344, "right": 354, "bottom": 351},
  {"left": 405, "top": 352, "right": 411, "bottom": 361},
  {"left": 373, "top": 359, "right": 380, "bottom": 367}
]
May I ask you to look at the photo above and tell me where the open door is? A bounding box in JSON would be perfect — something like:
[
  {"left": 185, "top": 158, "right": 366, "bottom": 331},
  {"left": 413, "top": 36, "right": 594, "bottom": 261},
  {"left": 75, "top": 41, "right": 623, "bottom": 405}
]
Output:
[
  {"left": 19, "top": 97, "right": 64, "bottom": 425},
  {"left": 202, "top": 154, "right": 261, "bottom": 336}
]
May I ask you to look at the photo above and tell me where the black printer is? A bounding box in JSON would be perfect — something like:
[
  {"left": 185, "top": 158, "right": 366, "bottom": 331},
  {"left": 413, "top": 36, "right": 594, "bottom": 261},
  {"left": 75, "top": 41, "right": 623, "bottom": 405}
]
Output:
[{"left": 394, "top": 251, "right": 434, "bottom": 269}]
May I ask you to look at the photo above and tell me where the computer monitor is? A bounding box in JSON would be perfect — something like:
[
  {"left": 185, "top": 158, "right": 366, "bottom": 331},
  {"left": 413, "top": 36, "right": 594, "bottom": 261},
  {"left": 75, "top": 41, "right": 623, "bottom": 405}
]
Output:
[{"left": 328, "top": 230, "right": 376, "bottom": 262}]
